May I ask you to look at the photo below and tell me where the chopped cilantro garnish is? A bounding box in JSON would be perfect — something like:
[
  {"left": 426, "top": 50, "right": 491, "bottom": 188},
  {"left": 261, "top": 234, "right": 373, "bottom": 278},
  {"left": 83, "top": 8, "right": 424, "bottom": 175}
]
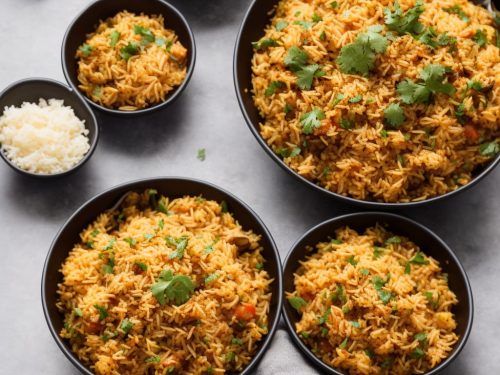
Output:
[
  {"left": 252, "top": 38, "right": 278, "bottom": 51},
  {"left": 265, "top": 81, "right": 284, "bottom": 96},
  {"left": 384, "top": 103, "right": 405, "bottom": 127},
  {"left": 331, "top": 1, "right": 339, "bottom": 8},
  {"left": 384, "top": 1, "right": 425, "bottom": 35},
  {"left": 94, "top": 304, "right": 108, "bottom": 320},
  {"left": 473, "top": 29, "right": 488, "bottom": 47},
  {"left": 204, "top": 273, "right": 220, "bottom": 284},
  {"left": 349, "top": 95, "right": 363, "bottom": 103},
  {"left": 409, "top": 252, "right": 429, "bottom": 264},
  {"left": 197, "top": 148, "right": 206, "bottom": 161},
  {"left": 120, "top": 318, "right": 134, "bottom": 334},
  {"left": 331, "top": 93, "right": 345, "bottom": 106},
  {"left": 109, "top": 30, "right": 120, "bottom": 47},
  {"left": 120, "top": 42, "right": 139, "bottom": 60},
  {"left": 411, "top": 347, "right": 425, "bottom": 359},
  {"left": 288, "top": 296, "right": 307, "bottom": 311},
  {"left": 134, "top": 262, "right": 147, "bottom": 271},
  {"left": 134, "top": 25, "right": 155, "bottom": 44},
  {"left": 386, "top": 236, "right": 401, "bottom": 244},
  {"left": 347, "top": 255, "right": 358, "bottom": 266},
  {"left": 293, "top": 20, "right": 314, "bottom": 30},
  {"left": 414, "top": 332, "right": 428, "bottom": 342},
  {"left": 479, "top": 142, "right": 499, "bottom": 157},
  {"left": 337, "top": 25, "right": 388, "bottom": 76},
  {"left": 74, "top": 308, "right": 83, "bottom": 317},
  {"left": 151, "top": 269, "right": 195, "bottom": 305},
  {"left": 103, "top": 238, "right": 116, "bottom": 251},
  {"left": 79, "top": 44, "right": 93, "bottom": 57},
  {"left": 339, "top": 337, "right": 349, "bottom": 349},
  {"left": 231, "top": 337, "right": 243, "bottom": 345},
  {"left": 340, "top": 118, "right": 353, "bottom": 130},
  {"left": 360, "top": 268, "right": 370, "bottom": 276},
  {"left": 256, "top": 263, "right": 264, "bottom": 270},
  {"left": 318, "top": 307, "right": 331, "bottom": 325},
  {"left": 275, "top": 20, "right": 288, "bottom": 31},
  {"left": 145, "top": 356, "right": 161, "bottom": 363},
  {"left": 350, "top": 321, "right": 361, "bottom": 328},
  {"left": 443, "top": 5, "right": 469, "bottom": 22},
  {"left": 373, "top": 246, "right": 384, "bottom": 259},
  {"left": 278, "top": 147, "right": 301, "bottom": 158},
  {"left": 300, "top": 108, "right": 325, "bottom": 134},
  {"left": 124, "top": 237, "right": 136, "bottom": 247},
  {"left": 331, "top": 284, "right": 347, "bottom": 305},
  {"left": 380, "top": 129, "right": 388, "bottom": 138},
  {"left": 168, "top": 236, "right": 189, "bottom": 260}
]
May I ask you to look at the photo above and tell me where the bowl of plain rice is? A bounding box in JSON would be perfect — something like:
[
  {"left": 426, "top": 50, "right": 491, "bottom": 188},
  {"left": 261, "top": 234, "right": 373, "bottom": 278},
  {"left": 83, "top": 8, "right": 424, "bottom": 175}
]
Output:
[{"left": 0, "top": 78, "right": 98, "bottom": 177}]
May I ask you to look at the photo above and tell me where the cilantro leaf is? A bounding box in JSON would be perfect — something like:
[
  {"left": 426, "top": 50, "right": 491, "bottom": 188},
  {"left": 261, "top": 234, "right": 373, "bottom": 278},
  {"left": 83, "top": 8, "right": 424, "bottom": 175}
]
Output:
[
  {"left": 417, "top": 27, "right": 438, "bottom": 48},
  {"left": 349, "top": 95, "right": 363, "bottom": 103},
  {"left": 339, "top": 337, "right": 348, "bottom": 349},
  {"left": 120, "top": 318, "right": 134, "bottom": 334},
  {"left": 397, "top": 79, "right": 431, "bottom": 104},
  {"left": 300, "top": 108, "right": 325, "bottom": 134},
  {"left": 293, "top": 20, "right": 314, "bottom": 30},
  {"left": 384, "top": 1, "right": 425, "bottom": 35},
  {"left": 277, "top": 147, "right": 301, "bottom": 158},
  {"left": 386, "top": 236, "right": 401, "bottom": 244},
  {"left": 275, "top": 20, "right": 288, "bottom": 31},
  {"left": 409, "top": 252, "right": 429, "bottom": 265},
  {"left": 284, "top": 46, "right": 309, "bottom": 72},
  {"left": 296, "top": 64, "right": 324, "bottom": 90},
  {"left": 151, "top": 270, "right": 195, "bottom": 305},
  {"left": 265, "top": 81, "right": 284, "bottom": 96},
  {"left": 109, "top": 30, "right": 120, "bottom": 47},
  {"left": 443, "top": 5, "right": 469, "bottom": 22},
  {"left": 134, "top": 25, "right": 155, "bottom": 45},
  {"left": 472, "top": 29, "right": 488, "bottom": 47},
  {"left": 94, "top": 304, "right": 108, "bottom": 320},
  {"left": 120, "top": 42, "right": 139, "bottom": 60},
  {"left": 384, "top": 103, "right": 405, "bottom": 127},
  {"left": 337, "top": 26, "right": 387, "bottom": 75},
  {"left": 479, "top": 142, "right": 499, "bottom": 157},
  {"left": 288, "top": 296, "right": 307, "bottom": 311},
  {"left": 204, "top": 273, "right": 220, "bottom": 284},
  {"left": 197, "top": 148, "right": 206, "bottom": 161},
  {"left": 252, "top": 38, "right": 278, "bottom": 51},
  {"left": 420, "top": 64, "right": 456, "bottom": 96},
  {"left": 79, "top": 44, "right": 93, "bottom": 57},
  {"left": 168, "top": 236, "right": 189, "bottom": 260}
]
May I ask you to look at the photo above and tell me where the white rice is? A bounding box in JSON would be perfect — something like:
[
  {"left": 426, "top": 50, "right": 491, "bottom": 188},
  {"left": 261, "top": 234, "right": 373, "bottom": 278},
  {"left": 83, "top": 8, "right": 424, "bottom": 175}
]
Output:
[{"left": 0, "top": 98, "right": 90, "bottom": 174}]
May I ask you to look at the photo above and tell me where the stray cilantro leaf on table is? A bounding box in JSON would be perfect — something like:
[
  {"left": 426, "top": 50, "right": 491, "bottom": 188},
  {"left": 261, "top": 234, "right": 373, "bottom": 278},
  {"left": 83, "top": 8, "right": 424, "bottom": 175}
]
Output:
[{"left": 197, "top": 148, "right": 206, "bottom": 161}]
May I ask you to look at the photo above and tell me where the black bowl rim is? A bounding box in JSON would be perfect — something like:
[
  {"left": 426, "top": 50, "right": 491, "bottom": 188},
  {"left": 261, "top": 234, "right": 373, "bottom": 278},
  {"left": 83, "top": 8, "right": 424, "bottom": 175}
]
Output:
[
  {"left": 233, "top": 0, "right": 500, "bottom": 209},
  {"left": 0, "top": 77, "right": 99, "bottom": 178},
  {"left": 61, "top": 0, "right": 197, "bottom": 117},
  {"left": 281, "top": 212, "right": 474, "bottom": 375},
  {"left": 41, "top": 176, "right": 283, "bottom": 375}
]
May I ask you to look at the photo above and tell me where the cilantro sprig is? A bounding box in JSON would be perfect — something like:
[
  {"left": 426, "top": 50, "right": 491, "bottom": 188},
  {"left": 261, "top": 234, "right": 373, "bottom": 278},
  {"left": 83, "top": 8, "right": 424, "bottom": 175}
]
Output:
[
  {"left": 384, "top": 1, "right": 425, "bottom": 36},
  {"left": 151, "top": 270, "right": 195, "bottom": 305},
  {"left": 397, "top": 64, "right": 456, "bottom": 104},
  {"left": 337, "top": 25, "right": 388, "bottom": 76},
  {"left": 284, "top": 46, "right": 325, "bottom": 89},
  {"left": 300, "top": 108, "right": 325, "bottom": 134}
]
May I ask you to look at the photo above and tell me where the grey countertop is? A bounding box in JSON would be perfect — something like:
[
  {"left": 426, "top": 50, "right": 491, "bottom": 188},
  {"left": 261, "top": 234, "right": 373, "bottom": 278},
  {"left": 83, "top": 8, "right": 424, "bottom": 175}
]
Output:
[{"left": 0, "top": 0, "right": 498, "bottom": 374}]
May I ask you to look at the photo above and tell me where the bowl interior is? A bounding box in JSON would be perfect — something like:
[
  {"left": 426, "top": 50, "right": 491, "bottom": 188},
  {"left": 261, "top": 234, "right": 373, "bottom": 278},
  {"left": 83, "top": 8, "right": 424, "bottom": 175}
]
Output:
[
  {"left": 234, "top": 0, "right": 499, "bottom": 208},
  {"left": 42, "top": 178, "right": 282, "bottom": 374},
  {"left": 283, "top": 213, "right": 472, "bottom": 375},
  {"left": 62, "top": 0, "right": 195, "bottom": 114},
  {"left": 0, "top": 79, "right": 98, "bottom": 177}
]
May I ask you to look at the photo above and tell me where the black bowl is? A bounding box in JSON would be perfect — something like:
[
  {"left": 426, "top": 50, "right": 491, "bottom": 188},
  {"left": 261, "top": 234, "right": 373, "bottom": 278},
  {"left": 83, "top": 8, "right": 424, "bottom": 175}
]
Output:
[
  {"left": 282, "top": 212, "right": 473, "bottom": 375},
  {"left": 42, "top": 177, "right": 283, "bottom": 375},
  {"left": 62, "top": 0, "right": 196, "bottom": 116},
  {"left": 233, "top": 0, "right": 500, "bottom": 209},
  {"left": 0, "top": 78, "right": 99, "bottom": 178}
]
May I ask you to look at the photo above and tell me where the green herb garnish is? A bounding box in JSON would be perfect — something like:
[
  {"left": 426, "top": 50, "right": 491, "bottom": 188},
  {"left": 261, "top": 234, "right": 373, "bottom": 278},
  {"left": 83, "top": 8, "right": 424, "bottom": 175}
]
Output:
[
  {"left": 384, "top": 1, "right": 425, "bottom": 35},
  {"left": 109, "top": 30, "right": 120, "bottom": 47},
  {"left": 94, "top": 304, "right": 108, "bottom": 320},
  {"left": 288, "top": 296, "right": 307, "bottom": 311},
  {"left": 79, "top": 44, "right": 93, "bottom": 57},
  {"left": 300, "top": 108, "right": 325, "bottom": 134},
  {"left": 151, "top": 269, "right": 195, "bottom": 305},
  {"left": 384, "top": 103, "right": 405, "bottom": 127},
  {"left": 120, "top": 42, "right": 139, "bottom": 60},
  {"left": 197, "top": 148, "right": 206, "bottom": 161}
]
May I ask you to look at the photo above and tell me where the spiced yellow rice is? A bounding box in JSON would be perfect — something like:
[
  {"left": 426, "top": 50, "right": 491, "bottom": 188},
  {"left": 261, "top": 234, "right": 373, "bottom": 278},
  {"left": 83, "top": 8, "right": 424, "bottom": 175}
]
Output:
[
  {"left": 57, "top": 190, "right": 271, "bottom": 374},
  {"left": 251, "top": 0, "right": 500, "bottom": 203},
  {"left": 287, "top": 225, "right": 458, "bottom": 374},
  {"left": 76, "top": 11, "right": 188, "bottom": 110}
]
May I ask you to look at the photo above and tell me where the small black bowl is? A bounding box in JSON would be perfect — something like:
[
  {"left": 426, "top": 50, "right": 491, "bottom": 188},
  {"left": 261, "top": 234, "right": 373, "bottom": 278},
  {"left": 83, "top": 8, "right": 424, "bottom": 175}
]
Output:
[
  {"left": 282, "top": 212, "right": 473, "bottom": 375},
  {"left": 0, "top": 78, "right": 99, "bottom": 178},
  {"left": 42, "top": 177, "right": 283, "bottom": 375},
  {"left": 62, "top": 0, "right": 196, "bottom": 116},
  {"left": 233, "top": 0, "right": 500, "bottom": 209}
]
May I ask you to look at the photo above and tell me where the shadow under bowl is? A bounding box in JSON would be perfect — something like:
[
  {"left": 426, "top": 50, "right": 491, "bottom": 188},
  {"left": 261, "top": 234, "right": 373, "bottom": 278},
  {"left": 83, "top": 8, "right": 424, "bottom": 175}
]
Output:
[
  {"left": 282, "top": 212, "right": 473, "bottom": 375},
  {"left": 42, "top": 177, "right": 283, "bottom": 375},
  {"left": 233, "top": 0, "right": 500, "bottom": 209},
  {"left": 0, "top": 78, "right": 99, "bottom": 178},
  {"left": 61, "top": 0, "right": 196, "bottom": 116}
]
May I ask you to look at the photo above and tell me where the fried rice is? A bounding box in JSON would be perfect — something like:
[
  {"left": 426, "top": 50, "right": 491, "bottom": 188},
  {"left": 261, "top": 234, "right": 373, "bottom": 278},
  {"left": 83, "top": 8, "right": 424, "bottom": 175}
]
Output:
[
  {"left": 251, "top": 0, "right": 500, "bottom": 202},
  {"left": 57, "top": 190, "right": 271, "bottom": 374},
  {"left": 76, "top": 11, "right": 187, "bottom": 111},
  {"left": 287, "top": 225, "right": 459, "bottom": 374}
]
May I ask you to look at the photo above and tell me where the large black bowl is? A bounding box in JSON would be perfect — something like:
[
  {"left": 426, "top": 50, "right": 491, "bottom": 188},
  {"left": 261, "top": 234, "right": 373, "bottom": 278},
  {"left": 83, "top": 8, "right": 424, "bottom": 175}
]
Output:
[
  {"left": 62, "top": 0, "right": 196, "bottom": 116},
  {"left": 42, "top": 177, "right": 283, "bottom": 374},
  {"left": 233, "top": 0, "right": 500, "bottom": 209},
  {"left": 282, "top": 212, "right": 473, "bottom": 375},
  {"left": 0, "top": 78, "right": 99, "bottom": 178}
]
